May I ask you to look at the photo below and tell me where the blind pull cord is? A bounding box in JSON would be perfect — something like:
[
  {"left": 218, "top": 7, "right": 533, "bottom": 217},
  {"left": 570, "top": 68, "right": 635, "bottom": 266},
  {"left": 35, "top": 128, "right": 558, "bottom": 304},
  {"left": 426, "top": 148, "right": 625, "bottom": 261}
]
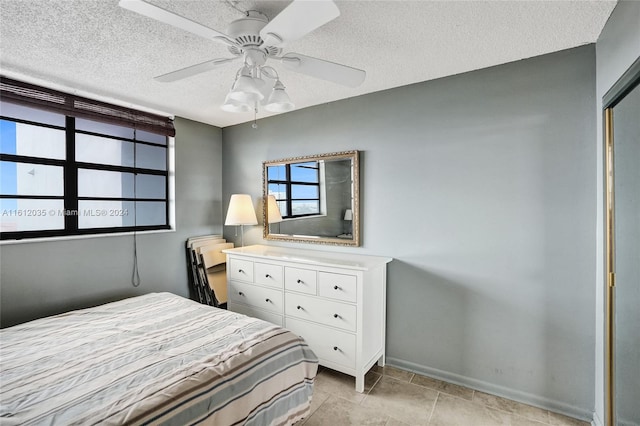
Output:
[{"left": 132, "top": 128, "right": 141, "bottom": 287}]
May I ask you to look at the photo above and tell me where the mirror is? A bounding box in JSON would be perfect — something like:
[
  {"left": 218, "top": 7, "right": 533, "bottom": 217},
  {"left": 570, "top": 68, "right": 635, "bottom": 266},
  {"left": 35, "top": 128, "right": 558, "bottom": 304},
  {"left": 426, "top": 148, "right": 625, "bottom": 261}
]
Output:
[{"left": 263, "top": 150, "right": 359, "bottom": 246}]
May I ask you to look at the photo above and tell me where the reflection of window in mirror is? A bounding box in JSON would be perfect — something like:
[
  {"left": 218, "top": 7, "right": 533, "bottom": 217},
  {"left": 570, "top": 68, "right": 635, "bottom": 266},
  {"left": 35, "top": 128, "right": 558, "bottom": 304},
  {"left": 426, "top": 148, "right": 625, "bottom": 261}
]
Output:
[
  {"left": 263, "top": 150, "right": 359, "bottom": 246},
  {"left": 267, "top": 161, "right": 327, "bottom": 219}
]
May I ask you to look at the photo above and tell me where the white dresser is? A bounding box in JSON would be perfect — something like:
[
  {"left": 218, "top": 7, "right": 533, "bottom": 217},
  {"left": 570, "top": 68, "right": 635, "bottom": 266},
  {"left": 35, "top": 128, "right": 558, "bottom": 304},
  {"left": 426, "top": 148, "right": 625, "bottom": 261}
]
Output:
[{"left": 223, "top": 244, "right": 392, "bottom": 392}]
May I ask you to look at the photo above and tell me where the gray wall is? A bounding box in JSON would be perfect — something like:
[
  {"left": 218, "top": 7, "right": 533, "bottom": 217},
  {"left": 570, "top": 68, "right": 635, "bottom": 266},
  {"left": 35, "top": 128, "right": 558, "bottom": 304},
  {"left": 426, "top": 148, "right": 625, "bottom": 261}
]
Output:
[
  {"left": 0, "top": 117, "right": 223, "bottom": 327},
  {"left": 594, "top": 2, "right": 640, "bottom": 424},
  {"left": 222, "top": 46, "right": 597, "bottom": 419}
]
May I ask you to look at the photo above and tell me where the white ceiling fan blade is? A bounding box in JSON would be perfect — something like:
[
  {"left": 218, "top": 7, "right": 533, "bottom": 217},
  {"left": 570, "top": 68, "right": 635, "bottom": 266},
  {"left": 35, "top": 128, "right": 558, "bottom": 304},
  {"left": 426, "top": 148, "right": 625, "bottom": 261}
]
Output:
[
  {"left": 119, "top": 0, "right": 236, "bottom": 46},
  {"left": 155, "top": 57, "right": 240, "bottom": 82},
  {"left": 281, "top": 53, "right": 366, "bottom": 88},
  {"left": 260, "top": 0, "right": 340, "bottom": 47}
]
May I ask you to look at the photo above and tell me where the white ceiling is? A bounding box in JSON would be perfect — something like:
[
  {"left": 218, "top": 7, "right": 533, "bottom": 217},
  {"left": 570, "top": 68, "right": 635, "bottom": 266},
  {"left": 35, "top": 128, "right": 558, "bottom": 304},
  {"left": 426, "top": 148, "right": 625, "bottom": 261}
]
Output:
[{"left": 0, "top": 0, "right": 616, "bottom": 128}]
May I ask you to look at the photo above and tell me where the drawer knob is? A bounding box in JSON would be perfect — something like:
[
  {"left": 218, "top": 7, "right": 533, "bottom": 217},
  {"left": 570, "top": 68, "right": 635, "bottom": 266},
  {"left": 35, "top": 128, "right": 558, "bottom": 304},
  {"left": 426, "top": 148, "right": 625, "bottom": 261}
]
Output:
[
  {"left": 297, "top": 305, "right": 302, "bottom": 310},
  {"left": 333, "top": 346, "right": 339, "bottom": 351},
  {"left": 265, "top": 298, "right": 271, "bottom": 303},
  {"left": 238, "top": 291, "right": 244, "bottom": 296},
  {"left": 238, "top": 269, "right": 244, "bottom": 273},
  {"left": 297, "top": 279, "right": 303, "bottom": 284},
  {"left": 334, "top": 285, "right": 341, "bottom": 290},
  {"left": 265, "top": 274, "right": 271, "bottom": 278},
  {"left": 333, "top": 313, "right": 340, "bottom": 319}
]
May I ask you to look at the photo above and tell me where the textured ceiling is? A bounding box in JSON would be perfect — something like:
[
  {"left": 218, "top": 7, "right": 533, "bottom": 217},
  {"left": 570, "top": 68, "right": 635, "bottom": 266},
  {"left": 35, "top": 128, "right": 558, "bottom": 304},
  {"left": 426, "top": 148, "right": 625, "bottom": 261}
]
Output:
[{"left": 0, "top": 0, "right": 616, "bottom": 128}]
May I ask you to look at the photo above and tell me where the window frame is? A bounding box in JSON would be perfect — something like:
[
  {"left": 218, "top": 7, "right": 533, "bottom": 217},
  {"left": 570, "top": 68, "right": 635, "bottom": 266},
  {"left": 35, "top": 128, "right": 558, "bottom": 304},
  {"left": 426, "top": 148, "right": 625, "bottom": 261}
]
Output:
[
  {"left": 1, "top": 103, "right": 171, "bottom": 241},
  {"left": 267, "top": 162, "right": 321, "bottom": 219}
]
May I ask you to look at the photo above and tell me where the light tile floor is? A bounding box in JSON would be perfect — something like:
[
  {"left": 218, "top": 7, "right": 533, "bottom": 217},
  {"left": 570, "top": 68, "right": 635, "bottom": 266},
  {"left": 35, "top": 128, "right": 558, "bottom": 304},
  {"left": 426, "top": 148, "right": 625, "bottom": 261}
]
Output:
[{"left": 301, "top": 366, "right": 590, "bottom": 426}]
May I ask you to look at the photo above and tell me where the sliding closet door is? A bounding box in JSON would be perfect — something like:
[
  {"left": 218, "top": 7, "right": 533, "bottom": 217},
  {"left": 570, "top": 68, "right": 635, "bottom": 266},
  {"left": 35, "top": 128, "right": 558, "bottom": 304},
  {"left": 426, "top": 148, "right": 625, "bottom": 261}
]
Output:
[{"left": 607, "top": 75, "right": 640, "bottom": 426}]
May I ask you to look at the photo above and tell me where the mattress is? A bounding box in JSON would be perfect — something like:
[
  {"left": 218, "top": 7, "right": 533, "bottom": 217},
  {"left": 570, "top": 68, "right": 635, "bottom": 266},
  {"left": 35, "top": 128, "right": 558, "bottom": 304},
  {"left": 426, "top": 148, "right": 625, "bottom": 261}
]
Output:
[{"left": 0, "top": 292, "right": 318, "bottom": 425}]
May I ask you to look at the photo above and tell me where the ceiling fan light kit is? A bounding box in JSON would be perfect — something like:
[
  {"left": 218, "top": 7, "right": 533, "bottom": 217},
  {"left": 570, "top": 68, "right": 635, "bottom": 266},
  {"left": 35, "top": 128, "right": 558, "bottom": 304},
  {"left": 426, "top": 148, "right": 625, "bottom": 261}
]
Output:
[
  {"left": 265, "top": 80, "right": 295, "bottom": 113},
  {"left": 221, "top": 93, "right": 252, "bottom": 113},
  {"left": 228, "top": 66, "right": 265, "bottom": 104},
  {"left": 119, "top": 0, "right": 366, "bottom": 116}
]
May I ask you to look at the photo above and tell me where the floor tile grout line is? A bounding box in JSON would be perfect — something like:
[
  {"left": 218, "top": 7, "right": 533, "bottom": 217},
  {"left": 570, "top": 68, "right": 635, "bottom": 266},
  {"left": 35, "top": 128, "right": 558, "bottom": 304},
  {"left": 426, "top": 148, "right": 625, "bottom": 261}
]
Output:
[
  {"left": 432, "top": 389, "right": 553, "bottom": 424},
  {"left": 427, "top": 391, "right": 440, "bottom": 424},
  {"left": 477, "top": 401, "right": 552, "bottom": 425},
  {"left": 469, "top": 389, "right": 554, "bottom": 423},
  {"left": 361, "top": 374, "right": 383, "bottom": 405}
]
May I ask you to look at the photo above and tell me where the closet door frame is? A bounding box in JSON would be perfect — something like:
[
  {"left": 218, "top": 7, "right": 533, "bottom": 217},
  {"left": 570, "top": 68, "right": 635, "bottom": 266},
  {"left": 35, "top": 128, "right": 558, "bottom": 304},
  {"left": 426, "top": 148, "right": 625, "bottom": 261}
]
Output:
[{"left": 602, "top": 57, "right": 640, "bottom": 426}]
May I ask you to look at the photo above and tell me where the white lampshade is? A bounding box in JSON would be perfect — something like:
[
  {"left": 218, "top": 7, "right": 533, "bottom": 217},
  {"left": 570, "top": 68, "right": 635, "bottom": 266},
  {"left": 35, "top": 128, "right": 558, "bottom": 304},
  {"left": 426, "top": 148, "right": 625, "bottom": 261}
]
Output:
[
  {"left": 266, "top": 195, "right": 283, "bottom": 224},
  {"left": 221, "top": 93, "right": 251, "bottom": 113},
  {"left": 344, "top": 209, "right": 353, "bottom": 221},
  {"left": 228, "top": 67, "right": 264, "bottom": 104},
  {"left": 265, "top": 80, "right": 294, "bottom": 112},
  {"left": 225, "top": 194, "right": 258, "bottom": 225}
]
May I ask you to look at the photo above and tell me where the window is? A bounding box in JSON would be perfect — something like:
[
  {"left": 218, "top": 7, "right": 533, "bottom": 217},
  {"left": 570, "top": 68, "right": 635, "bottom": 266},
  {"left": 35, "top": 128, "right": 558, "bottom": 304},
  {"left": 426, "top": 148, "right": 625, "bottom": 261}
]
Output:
[
  {"left": 267, "top": 161, "right": 321, "bottom": 218},
  {"left": 0, "top": 78, "right": 174, "bottom": 241}
]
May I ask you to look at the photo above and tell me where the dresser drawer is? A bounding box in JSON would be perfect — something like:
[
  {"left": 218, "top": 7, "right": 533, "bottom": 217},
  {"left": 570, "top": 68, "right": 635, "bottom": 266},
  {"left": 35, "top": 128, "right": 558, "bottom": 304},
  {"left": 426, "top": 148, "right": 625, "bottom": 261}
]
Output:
[
  {"left": 254, "top": 262, "right": 283, "bottom": 288},
  {"left": 229, "top": 258, "right": 254, "bottom": 282},
  {"left": 285, "top": 293, "right": 357, "bottom": 332},
  {"left": 229, "top": 281, "right": 283, "bottom": 314},
  {"left": 285, "top": 317, "right": 356, "bottom": 369},
  {"left": 285, "top": 267, "right": 317, "bottom": 295},
  {"left": 318, "top": 272, "right": 357, "bottom": 303},
  {"left": 228, "top": 301, "right": 283, "bottom": 327}
]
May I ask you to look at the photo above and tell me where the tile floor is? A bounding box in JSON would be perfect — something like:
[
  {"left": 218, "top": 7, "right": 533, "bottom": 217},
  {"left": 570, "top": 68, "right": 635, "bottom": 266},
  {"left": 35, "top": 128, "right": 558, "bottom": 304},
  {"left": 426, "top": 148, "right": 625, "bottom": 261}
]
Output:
[{"left": 301, "top": 365, "right": 590, "bottom": 426}]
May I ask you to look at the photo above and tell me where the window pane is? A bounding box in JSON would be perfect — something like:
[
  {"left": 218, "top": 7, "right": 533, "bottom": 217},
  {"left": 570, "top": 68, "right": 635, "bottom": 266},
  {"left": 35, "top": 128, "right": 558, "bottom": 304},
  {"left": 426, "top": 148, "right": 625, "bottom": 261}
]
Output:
[
  {"left": 77, "top": 200, "right": 166, "bottom": 228},
  {"left": 0, "top": 161, "right": 63, "bottom": 196},
  {"left": 292, "top": 200, "right": 319, "bottom": 216},
  {"left": 136, "top": 174, "right": 165, "bottom": 199},
  {"left": 291, "top": 162, "right": 319, "bottom": 183},
  {"left": 0, "top": 161, "right": 16, "bottom": 194},
  {"left": 130, "top": 201, "right": 166, "bottom": 226},
  {"left": 78, "top": 169, "right": 131, "bottom": 198},
  {"left": 77, "top": 200, "right": 128, "bottom": 229},
  {"left": 268, "top": 183, "right": 286, "bottom": 198},
  {"left": 77, "top": 169, "right": 165, "bottom": 199},
  {"left": 267, "top": 165, "right": 286, "bottom": 181},
  {"left": 1, "top": 120, "right": 65, "bottom": 159},
  {"left": 75, "top": 121, "right": 166, "bottom": 145},
  {"left": 0, "top": 101, "right": 65, "bottom": 127},
  {"left": 76, "top": 134, "right": 134, "bottom": 167},
  {"left": 136, "top": 144, "right": 166, "bottom": 170},
  {"left": 0, "top": 198, "right": 65, "bottom": 231},
  {"left": 76, "top": 118, "right": 134, "bottom": 139},
  {"left": 136, "top": 130, "right": 167, "bottom": 145},
  {"left": 292, "top": 184, "right": 319, "bottom": 199}
]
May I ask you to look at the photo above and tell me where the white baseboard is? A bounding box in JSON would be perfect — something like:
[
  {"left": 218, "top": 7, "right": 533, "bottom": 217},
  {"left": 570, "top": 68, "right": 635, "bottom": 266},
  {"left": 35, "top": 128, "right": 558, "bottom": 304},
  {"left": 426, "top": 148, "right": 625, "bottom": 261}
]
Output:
[
  {"left": 386, "top": 356, "right": 593, "bottom": 423},
  {"left": 591, "top": 410, "right": 603, "bottom": 426}
]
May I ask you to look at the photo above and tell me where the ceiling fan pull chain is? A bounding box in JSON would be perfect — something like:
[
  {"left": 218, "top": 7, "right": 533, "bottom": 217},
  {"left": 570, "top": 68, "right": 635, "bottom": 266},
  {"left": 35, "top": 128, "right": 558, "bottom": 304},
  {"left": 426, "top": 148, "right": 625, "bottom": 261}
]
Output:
[{"left": 252, "top": 103, "right": 258, "bottom": 129}]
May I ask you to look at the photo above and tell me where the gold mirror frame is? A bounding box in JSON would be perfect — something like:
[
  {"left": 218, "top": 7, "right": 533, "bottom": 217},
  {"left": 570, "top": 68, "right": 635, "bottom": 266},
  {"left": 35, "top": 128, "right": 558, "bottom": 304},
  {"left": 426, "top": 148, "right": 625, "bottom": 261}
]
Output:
[{"left": 262, "top": 150, "right": 360, "bottom": 246}]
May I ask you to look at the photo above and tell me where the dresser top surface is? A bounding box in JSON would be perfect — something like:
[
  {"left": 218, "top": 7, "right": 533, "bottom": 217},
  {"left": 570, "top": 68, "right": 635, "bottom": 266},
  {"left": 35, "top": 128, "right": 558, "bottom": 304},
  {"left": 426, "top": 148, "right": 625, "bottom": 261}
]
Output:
[{"left": 223, "top": 245, "right": 392, "bottom": 270}]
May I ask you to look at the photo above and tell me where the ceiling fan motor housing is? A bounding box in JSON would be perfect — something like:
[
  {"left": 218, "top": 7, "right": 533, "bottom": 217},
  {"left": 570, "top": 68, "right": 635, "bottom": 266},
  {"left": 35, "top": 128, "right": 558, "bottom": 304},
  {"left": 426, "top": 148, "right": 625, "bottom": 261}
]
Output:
[{"left": 227, "top": 11, "right": 281, "bottom": 59}]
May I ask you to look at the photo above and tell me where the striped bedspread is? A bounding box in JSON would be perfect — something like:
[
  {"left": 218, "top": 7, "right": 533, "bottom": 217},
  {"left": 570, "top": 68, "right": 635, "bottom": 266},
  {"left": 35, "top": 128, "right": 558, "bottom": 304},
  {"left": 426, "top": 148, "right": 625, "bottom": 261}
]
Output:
[{"left": 0, "top": 292, "right": 318, "bottom": 425}]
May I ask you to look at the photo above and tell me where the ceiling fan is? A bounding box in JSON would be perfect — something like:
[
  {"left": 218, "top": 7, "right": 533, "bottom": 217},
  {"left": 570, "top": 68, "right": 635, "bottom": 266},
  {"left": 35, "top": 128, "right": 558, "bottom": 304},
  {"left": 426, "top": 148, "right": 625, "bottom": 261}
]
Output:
[{"left": 119, "top": 0, "right": 366, "bottom": 114}]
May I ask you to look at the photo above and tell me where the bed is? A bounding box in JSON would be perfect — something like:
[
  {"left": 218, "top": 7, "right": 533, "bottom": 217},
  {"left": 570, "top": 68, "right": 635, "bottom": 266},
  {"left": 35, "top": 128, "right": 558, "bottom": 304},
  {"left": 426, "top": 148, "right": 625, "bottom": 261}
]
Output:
[{"left": 0, "top": 292, "right": 318, "bottom": 425}]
